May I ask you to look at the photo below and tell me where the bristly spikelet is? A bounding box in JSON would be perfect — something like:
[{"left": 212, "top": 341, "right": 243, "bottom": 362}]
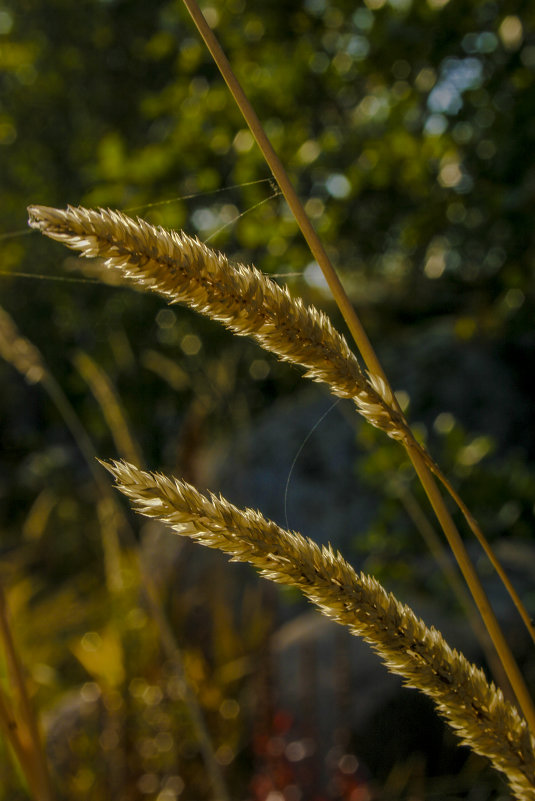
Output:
[
  {"left": 27, "top": 204, "right": 407, "bottom": 440},
  {"left": 103, "top": 458, "right": 535, "bottom": 801}
]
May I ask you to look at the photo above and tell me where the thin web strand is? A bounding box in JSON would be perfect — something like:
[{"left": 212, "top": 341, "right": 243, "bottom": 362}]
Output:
[
  {"left": 124, "top": 177, "right": 274, "bottom": 214},
  {"left": 204, "top": 189, "right": 282, "bottom": 243},
  {"left": 3, "top": 180, "right": 280, "bottom": 286},
  {"left": 284, "top": 397, "right": 341, "bottom": 530}
]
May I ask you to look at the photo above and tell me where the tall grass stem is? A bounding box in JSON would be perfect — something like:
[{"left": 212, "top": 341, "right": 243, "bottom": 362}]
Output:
[
  {"left": 181, "top": 0, "right": 535, "bottom": 730},
  {"left": 394, "top": 479, "right": 512, "bottom": 699},
  {"left": 0, "top": 585, "right": 54, "bottom": 801}
]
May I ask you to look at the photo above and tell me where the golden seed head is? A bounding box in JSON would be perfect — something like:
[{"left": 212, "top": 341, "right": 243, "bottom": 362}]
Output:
[
  {"left": 104, "top": 457, "right": 535, "bottom": 800},
  {"left": 28, "top": 204, "right": 406, "bottom": 439}
]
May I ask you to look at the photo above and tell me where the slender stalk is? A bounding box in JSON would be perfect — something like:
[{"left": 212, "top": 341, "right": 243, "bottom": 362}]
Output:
[
  {"left": 406, "top": 443, "right": 535, "bottom": 731},
  {"left": 181, "top": 0, "right": 374, "bottom": 360},
  {"left": 181, "top": 0, "right": 535, "bottom": 731},
  {"left": 423, "top": 455, "right": 535, "bottom": 646},
  {"left": 73, "top": 350, "right": 143, "bottom": 467},
  {"left": 0, "top": 685, "right": 38, "bottom": 795},
  {"left": 40, "top": 372, "right": 123, "bottom": 593},
  {"left": 394, "top": 479, "right": 513, "bottom": 700},
  {"left": 0, "top": 585, "right": 54, "bottom": 801}
]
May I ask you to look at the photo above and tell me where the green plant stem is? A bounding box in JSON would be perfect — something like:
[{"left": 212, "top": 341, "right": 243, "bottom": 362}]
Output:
[
  {"left": 181, "top": 0, "right": 535, "bottom": 733},
  {"left": 0, "top": 586, "right": 54, "bottom": 801},
  {"left": 74, "top": 350, "right": 143, "bottom": 467},
  {"left": 40, "top": 372, "right": 123, "bottom": 593},
  {"left": 0, "top": 685, "right": 36, "bottom": 794}
]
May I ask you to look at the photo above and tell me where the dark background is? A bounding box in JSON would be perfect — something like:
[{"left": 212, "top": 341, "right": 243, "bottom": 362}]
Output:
[{"left": 0, "top": 0, "right": 534, "bottom": 799}]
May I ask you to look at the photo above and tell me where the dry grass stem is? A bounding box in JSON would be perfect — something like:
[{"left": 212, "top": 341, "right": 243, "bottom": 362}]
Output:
[
  {"left": 0, "top": 585, "right": 54, "bottom": 801},
  {"left": 0, "top": 685, "right": 37, "bottom": 794},
  {"left": 180, "top": 0, "right": 377, "bottom": 370},
  {"left": 27, "top": 204, "right": 407, "bottom": 440},
  {"left": 0, "top": 307, "right": 46, "bottom": 385},
  {"left": 104, "top": 458, "right": 535, "bottom": 801},
  {"left": 74, "top": 350, "right": 143, "bottom": 466},
  {"left": 0, "top": 305, "right": 123, "bottom": 593},
  {"left": 394, "top": 480, "right": 512, "bottom": 696}
]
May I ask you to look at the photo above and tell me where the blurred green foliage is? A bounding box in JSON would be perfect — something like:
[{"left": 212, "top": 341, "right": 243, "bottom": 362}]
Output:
[{"left": 0, "top": 0, "right": 534, "bottom": 798}]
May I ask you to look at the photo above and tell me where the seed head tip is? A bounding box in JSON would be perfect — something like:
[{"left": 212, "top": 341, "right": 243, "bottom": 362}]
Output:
[{"left": 27, "top": 204, "right": 53, "bottom": 231}]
